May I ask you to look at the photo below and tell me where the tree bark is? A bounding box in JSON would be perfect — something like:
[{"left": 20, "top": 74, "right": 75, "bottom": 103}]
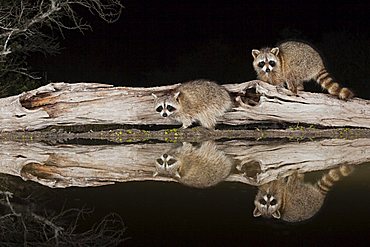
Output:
[
  {"left": 1, "top": 139, "right": 368, "bottom": 188},
  {"left": 0, "top": 80, "right": 369, "bottom": 132}
]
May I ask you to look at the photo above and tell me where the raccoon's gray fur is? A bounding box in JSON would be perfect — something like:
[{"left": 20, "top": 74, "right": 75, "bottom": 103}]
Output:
[
  {"left": 252, "top": 41, "right": 353, "bottom": 100},
  {"left": 153, "top": 141, "right": 233, "bottom": 188},
  {"left": 153, "top": 80, "right": 232, "bottom": 129},
  {"left": 253, "top": 165, "right": 354, "bottom": 222}
]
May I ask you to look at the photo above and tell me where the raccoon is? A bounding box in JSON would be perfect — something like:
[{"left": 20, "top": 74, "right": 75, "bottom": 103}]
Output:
[
  {"left": 153, "top": 141, "right": 233, "bottom": 188},
  {"left": 253, "top": 165, "right": 354, "bottom": 222},
  {"left": 152, "top": 80, "right": 232, "bottom": 129},
  {"left": 252, "top": 41, "right": 353, "bottom": 100}
]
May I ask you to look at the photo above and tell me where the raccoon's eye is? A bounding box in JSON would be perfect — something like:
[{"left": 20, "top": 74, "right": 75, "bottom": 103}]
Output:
[
  {"left": 167, "top": 158, "right": 177, "bottom": 166},
  {"left": 270, "top": 199, "right": 277, "bottom": 206},
  {"left": 166, "top": 105, "right": 176, "bottom": 112},
  {"left": 156, "top": 106, "right": 163, "bottom": 112},
  {"left": 269, "top": 61, "right": 276, "bottom": 67},
  {"left": 156, "top": 158, "right": 164, "bottom": 165},
  {"left": 259, "top": 198, "right": 267, "bottom": 205},
  {"left": 258, "top": 61, "right": 265, "bottom": 68}
]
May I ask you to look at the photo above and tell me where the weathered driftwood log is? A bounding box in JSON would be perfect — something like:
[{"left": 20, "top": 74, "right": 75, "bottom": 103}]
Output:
[
  {"left": 1, "top": 139, "right": 368, "bottom": 188},
  {"left": 0, "top": 80, "right": 369, "bottom": 132}
]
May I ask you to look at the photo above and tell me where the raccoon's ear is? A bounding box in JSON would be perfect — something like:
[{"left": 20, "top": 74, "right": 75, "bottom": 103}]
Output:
[
  {"left": 252, "top": 49, "right": 260, "bottom": 59},
  {"left": 151, "top": 93, "right": 158, "bottom": 99},
  {"left": 174, "top": 91, "right": 181, "bottom": 100},
  {"left": 253, "top": 207, "right": 262, "bottom": 217},
  {"left": 272, "top": 210, "right": 281, "bottom": 219},
  {"left": 271, "top": 47, "right": 279, "bottom": 56}
]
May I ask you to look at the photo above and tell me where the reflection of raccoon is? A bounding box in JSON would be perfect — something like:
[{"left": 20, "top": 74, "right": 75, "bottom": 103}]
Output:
[
  {"left": 152, "top": 80, "right": 232, "bottom": 129},
  {"left": 153, "top": 142, "right": 233, "bottom": 188},
  {"left": 154, "top": 153, "right": 181, "bottom": 179},
  {"left": 252, "top": 41, "right": 353, "bottom": 99},
  {"left": 253, "top": 165, "right": 354, "bottom": 222}
]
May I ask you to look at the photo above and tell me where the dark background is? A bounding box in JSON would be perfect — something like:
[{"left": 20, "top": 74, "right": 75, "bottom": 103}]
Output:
[
  {"left": 30, "top": 0, "right": 370, "bottom": 98},
  {"left": 57, "top": 163, "right": 370, "bottom": 247}
]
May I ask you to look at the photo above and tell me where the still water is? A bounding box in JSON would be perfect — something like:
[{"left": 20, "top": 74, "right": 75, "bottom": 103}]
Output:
[{"left": 0, "top": 139, "right": 369, "bottom": 246}]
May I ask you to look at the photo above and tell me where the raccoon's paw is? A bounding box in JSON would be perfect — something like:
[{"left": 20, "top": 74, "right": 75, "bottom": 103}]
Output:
[
  {"left": 180, "top": 124, "right": 190, "bottom": 129},
  {"left": 276, "top": 86, "right": 296, "bottom": 97},
  {"left": 180, "top": 119, "right": 193, "bottom": 129}
]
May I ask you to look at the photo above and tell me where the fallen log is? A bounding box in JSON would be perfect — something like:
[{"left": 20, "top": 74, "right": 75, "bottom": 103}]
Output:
[{"left": 0, "top": 80, "right": 369, "bottom": 132}]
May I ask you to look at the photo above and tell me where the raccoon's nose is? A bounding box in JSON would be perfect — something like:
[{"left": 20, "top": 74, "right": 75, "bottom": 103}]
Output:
[
  {"left": 162, "top": 113, "right": 168, "bottom": 117},
  {"left": 266, "top": 68, "right": 270, "bottom": 73},
  {"left": 163, "top": 154, "right": 168, "bottom": 158}
]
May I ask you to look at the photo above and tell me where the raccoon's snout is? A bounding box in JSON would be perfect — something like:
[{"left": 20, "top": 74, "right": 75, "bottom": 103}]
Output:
[
  {"left": 162, "top": 112, "right": 168, "bottom": 117},
  {"left": 266, "top": 68, "right": 270, "bottom": 73}
]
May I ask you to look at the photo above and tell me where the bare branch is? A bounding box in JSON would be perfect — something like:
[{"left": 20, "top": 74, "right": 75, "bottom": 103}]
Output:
[
  {"left": 31, "top": 212, "right": 64, "bottom": 240},
  {"left": 0, "top": 30, "right": 13, "bottom": 56},
  {"left": 8, "top": 69, "right": 42, "bottom": 80},
  {"left": 0, "top": 0, "right": 123, "bottom": 90},
  {"left": 0, "top": 191, "right": 21, "bottom": 216},
  {"left": 0, "top": 186, "right": 126, "bottom": 246}
]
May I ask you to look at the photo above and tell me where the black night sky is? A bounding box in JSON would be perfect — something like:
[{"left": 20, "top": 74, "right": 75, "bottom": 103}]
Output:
[{"left": 30, "top": 0, "right": 370, "bottom": 98}]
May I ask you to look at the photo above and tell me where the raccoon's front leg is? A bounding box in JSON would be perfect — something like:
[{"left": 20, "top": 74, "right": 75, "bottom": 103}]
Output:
[
  {"left": 286, "top": 80, "right": 298, "bottom": 95},
  {"left": 199, "top": 118, "right": 216, "bottom": 129},
  {"left": 180, "top": 118, "right": 193, "bottom": 129},
  {"left": 195, "top": 112, "right": 217, "bottom": 129},
  {"left": 296, "top": 82, "right": 304, "bottom": 91},
  {"left": 276, "top": 84, "right": 295, "bottom": 96}
]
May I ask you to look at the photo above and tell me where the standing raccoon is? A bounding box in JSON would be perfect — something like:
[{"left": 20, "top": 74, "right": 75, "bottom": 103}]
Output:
[
  {"left": 153, "top": 80, "right": 232, "bottom": 129},
  {"left": 153, "top": 141, "right": 233, "bottom": 188},
  {"left": 252, "top": 41, "right": 353, "bottom": 100},
  {"left": 253, "top": 165, "right": 354, "bottom": 222}
]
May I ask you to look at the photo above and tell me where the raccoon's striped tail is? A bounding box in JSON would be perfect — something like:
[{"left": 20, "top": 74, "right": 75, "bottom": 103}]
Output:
[
  {"left": 316, "top": 69, "right": 354, "bottom": 100},
  {"left": 316, "top": 165, "right": 354, "bottom": 195}
]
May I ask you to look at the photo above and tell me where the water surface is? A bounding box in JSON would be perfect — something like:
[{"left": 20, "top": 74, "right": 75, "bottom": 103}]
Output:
[{"left": 0, "top": 139, "right": 369, "bottom": 246}]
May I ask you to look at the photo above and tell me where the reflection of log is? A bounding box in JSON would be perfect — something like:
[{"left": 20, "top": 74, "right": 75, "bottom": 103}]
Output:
[
  {"left": 1, "top": 139, "right": 369, "bottom": 188},
  {"left": 222, "top": 139, "right": 370, "bottom": 185},
  {"left": 1, "top": 142, "right": 176, "bottom": 188},
  {"left": 0, "top": 80, "right": 369, "bottom": 132}
]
